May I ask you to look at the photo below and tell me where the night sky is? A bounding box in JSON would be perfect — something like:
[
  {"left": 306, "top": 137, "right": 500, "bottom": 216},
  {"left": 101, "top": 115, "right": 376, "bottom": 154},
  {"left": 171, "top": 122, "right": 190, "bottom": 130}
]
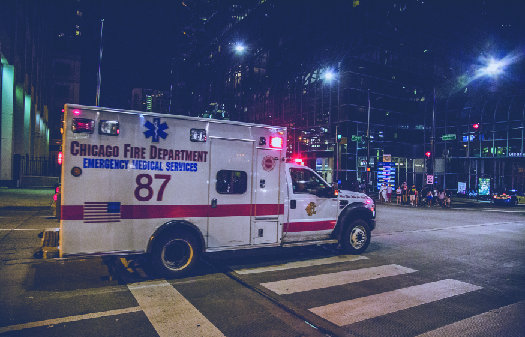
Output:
[
  {"left": 80, "top": 1, "right": 182, "bottom": 109},
  {"left": 79, "top": 1, "right": 525, "bottom": 111}
]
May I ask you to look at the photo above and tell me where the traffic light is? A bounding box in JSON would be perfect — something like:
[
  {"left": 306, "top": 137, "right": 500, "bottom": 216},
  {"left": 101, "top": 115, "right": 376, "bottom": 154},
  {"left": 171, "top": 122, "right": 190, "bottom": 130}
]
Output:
[
  {"left": 472, "top": 123, "right": 480, "bottom": 141},
  {"left": 425, "top": 152, "right": 432, "bottom": 174}
]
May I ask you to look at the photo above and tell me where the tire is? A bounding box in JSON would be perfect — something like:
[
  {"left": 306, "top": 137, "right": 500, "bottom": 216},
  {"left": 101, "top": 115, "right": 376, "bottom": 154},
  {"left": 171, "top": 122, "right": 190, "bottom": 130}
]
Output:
[
  {"left": 151, "top": 230, "right": 200, "bottom": 278},
  {"left": 342, "top": 219, "right": 371, "bottom": 254}
]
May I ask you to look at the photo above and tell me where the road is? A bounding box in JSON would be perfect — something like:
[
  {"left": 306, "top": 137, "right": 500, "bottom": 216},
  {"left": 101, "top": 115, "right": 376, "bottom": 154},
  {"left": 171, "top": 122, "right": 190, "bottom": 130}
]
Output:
[{"left": 1, "top": 203, "right": 524, "bottom": 336}]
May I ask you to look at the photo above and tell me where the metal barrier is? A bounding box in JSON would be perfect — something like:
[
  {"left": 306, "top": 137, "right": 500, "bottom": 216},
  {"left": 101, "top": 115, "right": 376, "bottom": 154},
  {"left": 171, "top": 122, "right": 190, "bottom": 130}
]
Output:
[{"left": 19, "top": 154, "right": 61, "bottom": 177}]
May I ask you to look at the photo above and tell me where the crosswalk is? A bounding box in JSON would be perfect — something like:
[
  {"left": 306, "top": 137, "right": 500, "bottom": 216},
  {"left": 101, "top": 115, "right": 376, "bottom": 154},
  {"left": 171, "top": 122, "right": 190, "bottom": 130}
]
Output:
[{"left": 233, "top": 255, "right": 520, "bottom": 336}]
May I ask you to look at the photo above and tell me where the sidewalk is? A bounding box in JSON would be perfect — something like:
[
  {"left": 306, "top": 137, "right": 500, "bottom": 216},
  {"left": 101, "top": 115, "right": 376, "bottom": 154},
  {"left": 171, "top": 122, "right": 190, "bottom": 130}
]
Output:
[
  {"left": 0, "top": 187, "right": 55, "bottom": 209},
  {"left": 374, "top": 196, "right": 497, "bottom": 209}
]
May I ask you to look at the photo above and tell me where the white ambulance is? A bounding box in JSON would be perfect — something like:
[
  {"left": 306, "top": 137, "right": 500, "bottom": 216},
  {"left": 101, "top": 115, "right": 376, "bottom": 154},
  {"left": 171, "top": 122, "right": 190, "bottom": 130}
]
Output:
[{"left": 58, "top": 104, "right": 376, "bottom": 277}]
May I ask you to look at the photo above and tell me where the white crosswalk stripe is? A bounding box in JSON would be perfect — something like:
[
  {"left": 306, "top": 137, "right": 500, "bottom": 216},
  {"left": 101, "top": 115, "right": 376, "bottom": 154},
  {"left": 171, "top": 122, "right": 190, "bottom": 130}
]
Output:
[
  {"left": 252, "top": 257, "right": 485, "bottom": 330},
  {"left": 261, "top": 264, "right": 416, "bottom": 295},
  {"left": 309, "top": 279, "right": 482, "bottom": 326}
]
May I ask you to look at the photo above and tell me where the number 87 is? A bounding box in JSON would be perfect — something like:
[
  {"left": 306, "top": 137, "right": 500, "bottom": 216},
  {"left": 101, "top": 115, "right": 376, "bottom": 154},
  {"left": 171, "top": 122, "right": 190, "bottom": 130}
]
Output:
[{"left": 134, "top": 174, "right": 171, "bottom": 201}]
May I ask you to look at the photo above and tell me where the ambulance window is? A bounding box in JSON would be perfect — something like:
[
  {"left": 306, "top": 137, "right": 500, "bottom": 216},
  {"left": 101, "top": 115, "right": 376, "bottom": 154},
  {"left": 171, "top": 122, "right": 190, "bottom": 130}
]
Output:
[
  {"left": 216, "top": 170, "right": 247, "bottom": 194},
  {"left": 290, "top": 168, "right": 328, "bottom": 194}
]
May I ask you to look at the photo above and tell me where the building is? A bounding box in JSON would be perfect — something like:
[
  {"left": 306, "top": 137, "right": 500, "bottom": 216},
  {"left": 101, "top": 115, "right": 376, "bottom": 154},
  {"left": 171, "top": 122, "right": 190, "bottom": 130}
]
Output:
[
  {"left": 0, "top": 0, "right": 81, "bottom": 187},
  {"left": 131, "top": 88, "right": 170, "bottom": 114},
  {"left": 179, "top": 0, "right": 525, "bottom": 193}
]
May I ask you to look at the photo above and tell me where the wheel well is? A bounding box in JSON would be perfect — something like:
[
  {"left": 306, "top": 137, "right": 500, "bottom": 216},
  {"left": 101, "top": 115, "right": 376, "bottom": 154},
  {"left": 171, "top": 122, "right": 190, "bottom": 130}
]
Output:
[
  {"left": 147, "top": 220, "right": 205, "bottom": 254},
  {"left": 333, "top": 208, "right": 372, "bottom": 240}
]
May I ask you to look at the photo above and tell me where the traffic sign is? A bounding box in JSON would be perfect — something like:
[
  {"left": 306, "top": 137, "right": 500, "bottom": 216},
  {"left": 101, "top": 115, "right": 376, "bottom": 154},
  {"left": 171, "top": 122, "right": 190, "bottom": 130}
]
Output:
[
  {"left": 351, "top": 135, "right": 362, "bottom": 142},
  {"left": 426, "top": 174, "right": 434, "bottom": 184},
  {"left": 442, "top": 134, "right": 456, "bottom": 141}
]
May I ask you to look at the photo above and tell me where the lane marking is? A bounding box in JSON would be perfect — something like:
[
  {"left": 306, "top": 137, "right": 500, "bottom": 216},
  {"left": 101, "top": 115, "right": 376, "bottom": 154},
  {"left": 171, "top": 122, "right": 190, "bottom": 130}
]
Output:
[
  {"left": 235, "top": 255, "right": 368, "bottom": 275},
  {"left": 128, "top": 279, "right": 224, "bottom": 337},
  {"left": 416, "top": 300, "right": 525, "bottom": 337},
  {"left": 0, "top": 228, "right": 41, "bottom": 231},
  {"left": 373, "top": 221, "right": 524, "bottom": 237},
  {"left": 261, "top": 264, "right": 416, "bottom": 295},
  {"left": 0, "top": 307, "right": 141, "bottom": 334},
  {"left": 309, "top": 279, "right": 482, "bottom": 326}
]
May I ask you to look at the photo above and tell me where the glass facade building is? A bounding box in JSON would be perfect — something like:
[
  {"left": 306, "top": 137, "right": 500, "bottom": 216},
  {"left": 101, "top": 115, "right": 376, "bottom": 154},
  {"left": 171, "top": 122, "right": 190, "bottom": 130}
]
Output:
[{"left": 180, "top": 0, "right": 524, "bottom": 193}]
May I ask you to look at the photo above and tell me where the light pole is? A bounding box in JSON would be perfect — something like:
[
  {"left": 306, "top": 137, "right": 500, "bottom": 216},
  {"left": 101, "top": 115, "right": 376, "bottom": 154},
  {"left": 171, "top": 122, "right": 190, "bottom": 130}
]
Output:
[
  {"left": 324, "top": 70, "right": 336, "bottom": 185},
  {"left": 367, "top": 89, "right": 371, "bottom": 194}
]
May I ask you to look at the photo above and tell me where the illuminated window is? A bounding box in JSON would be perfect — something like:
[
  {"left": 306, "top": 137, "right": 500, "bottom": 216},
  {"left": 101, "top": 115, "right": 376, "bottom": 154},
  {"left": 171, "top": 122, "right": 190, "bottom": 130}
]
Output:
[{"left": 77, "top": 10, "right": 82, "bottom": 17}]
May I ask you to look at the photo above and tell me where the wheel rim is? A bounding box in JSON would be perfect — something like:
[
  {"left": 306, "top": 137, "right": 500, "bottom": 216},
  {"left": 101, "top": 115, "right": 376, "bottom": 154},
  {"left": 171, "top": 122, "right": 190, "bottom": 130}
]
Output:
[
  {"left": 161, "top": 239, "right": 193, "bottom": 271},
  {"left": 350, "top": 225, "right": 367, "bottom": 249}
]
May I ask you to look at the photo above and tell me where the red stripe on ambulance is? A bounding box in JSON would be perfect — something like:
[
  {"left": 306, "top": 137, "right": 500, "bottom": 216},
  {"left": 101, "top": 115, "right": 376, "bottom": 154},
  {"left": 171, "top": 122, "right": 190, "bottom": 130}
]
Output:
[
  {"left": 285, "top": 220, "right": 337, "bottom": 232},
  {"left": 61, "top": 204, "right": 284, "bottom": 220}
]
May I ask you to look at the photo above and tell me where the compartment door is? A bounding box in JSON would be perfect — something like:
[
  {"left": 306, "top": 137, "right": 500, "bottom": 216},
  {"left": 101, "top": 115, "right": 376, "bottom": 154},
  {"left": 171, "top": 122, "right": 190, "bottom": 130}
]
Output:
[{"left": 207, "top": 139, "right": 254, "bottom": 248}]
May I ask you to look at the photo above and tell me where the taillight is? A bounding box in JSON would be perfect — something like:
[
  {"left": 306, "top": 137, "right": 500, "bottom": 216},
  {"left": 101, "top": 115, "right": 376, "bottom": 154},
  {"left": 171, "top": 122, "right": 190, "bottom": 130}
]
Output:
[
  {"left": 270, "top": 136, "right": 283, "bottom": 148},
  {"left": 53, "top": 194, "right": 58, "bottom": 201},
  {"left": 293, "top": 158, "right": 304, "bottom": 165},
  {"left": 72, "top": 118, "right": 95, "bottom": 133},
  {"left": 55, "top": 186, "right": 60, "bottom": 193}
]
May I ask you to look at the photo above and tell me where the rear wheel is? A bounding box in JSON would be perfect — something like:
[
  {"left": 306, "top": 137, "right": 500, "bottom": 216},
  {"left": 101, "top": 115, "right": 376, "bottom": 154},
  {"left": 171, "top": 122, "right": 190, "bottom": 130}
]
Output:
[
  {"left": 151, "top": 230, "right": 200, "bottom": 278},
  {"left": 342, "top": 219, "right": 370, "bottom": 254}
]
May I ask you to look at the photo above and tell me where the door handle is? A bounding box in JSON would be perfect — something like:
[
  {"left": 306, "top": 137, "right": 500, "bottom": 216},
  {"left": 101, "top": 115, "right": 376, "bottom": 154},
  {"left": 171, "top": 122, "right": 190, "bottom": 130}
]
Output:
[{"left": 211, "top": 198, "right": 217, "bottom": 208}]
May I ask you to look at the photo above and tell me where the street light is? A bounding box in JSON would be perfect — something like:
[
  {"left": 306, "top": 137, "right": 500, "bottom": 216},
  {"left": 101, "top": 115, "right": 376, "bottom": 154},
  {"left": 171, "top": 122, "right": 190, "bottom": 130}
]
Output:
[{"left": 234, "top": 44, "right": 245, "bottom": 53}]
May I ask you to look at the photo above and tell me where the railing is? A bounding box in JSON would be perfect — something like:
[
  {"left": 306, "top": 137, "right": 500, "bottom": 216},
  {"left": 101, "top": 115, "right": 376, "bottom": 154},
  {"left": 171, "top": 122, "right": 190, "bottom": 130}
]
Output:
[{"left": 18, "top": 155, "right": 61, "bottom": 177}]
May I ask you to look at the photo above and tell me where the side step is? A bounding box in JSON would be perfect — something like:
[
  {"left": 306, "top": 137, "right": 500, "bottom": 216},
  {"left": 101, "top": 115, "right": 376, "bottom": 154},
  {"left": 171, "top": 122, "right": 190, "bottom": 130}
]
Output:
[
  {"left": 282, "top": 239, "right": 338, "bottom": 248},
  {"left": 39, "top": 228, "right": 60, "bottom": 259}
]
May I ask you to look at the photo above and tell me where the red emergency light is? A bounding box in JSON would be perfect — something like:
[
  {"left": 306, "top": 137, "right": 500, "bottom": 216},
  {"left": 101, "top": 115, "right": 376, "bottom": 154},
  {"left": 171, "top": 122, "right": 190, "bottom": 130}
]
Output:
[
  {"left": 72, "top": 118, "right": 95, "bottom": 133},
  {"left": 57, "top": 152, "right": 63, "bottom": 165},
  {"left": 270, "top": 136, "right": 283, "bottom": 148},
  {"left": 425, "top": 151, "right": 431, "bottom": 158},
  {"left": 293, "top": 158, "right": 304, "bottom": 165},
  {"left": 472, "top": 123, "right": 480, "bottom": 129}
]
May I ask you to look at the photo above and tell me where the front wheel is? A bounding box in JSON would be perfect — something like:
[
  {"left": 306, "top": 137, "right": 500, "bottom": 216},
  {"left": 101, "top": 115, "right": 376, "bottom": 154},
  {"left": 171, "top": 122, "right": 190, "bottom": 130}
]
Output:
[
  {"left": 342, "top": 219, "right": 371, "bottom": 254},
  {"left": 151, "top": 230, "right": 200, "bottom": 278}
]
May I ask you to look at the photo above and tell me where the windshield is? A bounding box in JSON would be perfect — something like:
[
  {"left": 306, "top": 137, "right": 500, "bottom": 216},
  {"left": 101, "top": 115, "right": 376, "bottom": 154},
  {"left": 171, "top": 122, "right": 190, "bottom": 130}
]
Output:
[{"left": 290, "top": 168, "right": 329, "bottom": 194}]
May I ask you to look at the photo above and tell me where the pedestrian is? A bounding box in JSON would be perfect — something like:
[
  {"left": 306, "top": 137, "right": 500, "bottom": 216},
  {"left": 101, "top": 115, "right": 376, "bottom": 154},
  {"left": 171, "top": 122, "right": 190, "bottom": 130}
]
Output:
[
  {"left": 445, "top": 189, "right": 451, "bottom": 207},
  {"left": 379, "top": 183, "right": 385, "bottom": 202},
  {"left": 409, "top": 184, "right": 416, "bottom": 206},
  {"left": 396, "top": 185, "right": 402, "bottom": 204},
  {"left": 414, "top": 187, "right": 419, "bottom": 207},
  {"left": 402, "top": 182, "right": 408, "bottom": 204},
  {"left": 387, "top": 184, "right": 392, "bottom": 202},
  {"left": 438, "top": 189, "right": 445, "bottom": 206},
  {"left": 427, "top": 189, "right": 433, "bottom": 206}
]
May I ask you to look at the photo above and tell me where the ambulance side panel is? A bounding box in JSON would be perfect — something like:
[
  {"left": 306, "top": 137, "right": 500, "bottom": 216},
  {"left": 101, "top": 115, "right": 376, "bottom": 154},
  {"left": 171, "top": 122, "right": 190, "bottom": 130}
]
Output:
[
  {"left": 60, "top": 105, "right": 287, "bottom": 256},
  {"left": 60, "top": 108, "right": 211, "bottom": 255}
]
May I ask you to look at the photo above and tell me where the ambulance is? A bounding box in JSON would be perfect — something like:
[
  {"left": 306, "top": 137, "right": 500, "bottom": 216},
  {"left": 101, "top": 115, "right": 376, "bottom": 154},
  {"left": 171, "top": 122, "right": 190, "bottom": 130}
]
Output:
[{"left": 57, "top": 104, "right": 376, "bottom": 277}]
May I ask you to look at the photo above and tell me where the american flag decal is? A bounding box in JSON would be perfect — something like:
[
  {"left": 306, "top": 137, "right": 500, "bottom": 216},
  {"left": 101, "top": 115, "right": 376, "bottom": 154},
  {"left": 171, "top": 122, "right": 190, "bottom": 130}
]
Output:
[{"left": 83, "top": 202, "right": 121, "bottom": 223}]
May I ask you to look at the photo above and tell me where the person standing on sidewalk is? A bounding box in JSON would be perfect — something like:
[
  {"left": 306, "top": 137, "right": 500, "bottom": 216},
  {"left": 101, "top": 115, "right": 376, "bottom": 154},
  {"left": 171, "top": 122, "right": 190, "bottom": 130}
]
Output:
[
  {"left": 396, "top": 185, "right": 402, "bottom": 204},
  {"left": 409, "top": 185, "right": 416, "bottom": 206},
  {"left": 402, "top": 182, "right": 408, "bottom": 205},
  {"left": 387, "top": 184, "right": 392, "bottom": 203}
]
